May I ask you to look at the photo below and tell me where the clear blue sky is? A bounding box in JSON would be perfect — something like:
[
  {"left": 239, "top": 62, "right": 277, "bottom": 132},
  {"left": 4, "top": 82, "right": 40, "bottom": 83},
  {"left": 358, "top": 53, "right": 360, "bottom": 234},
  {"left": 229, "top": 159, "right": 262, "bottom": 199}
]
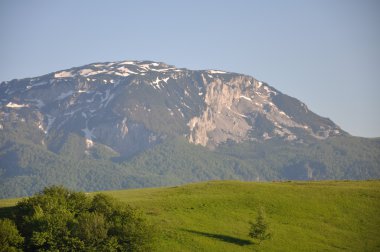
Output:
[{"left": 1, "top": 0, "right": 379, "bottom": 137}]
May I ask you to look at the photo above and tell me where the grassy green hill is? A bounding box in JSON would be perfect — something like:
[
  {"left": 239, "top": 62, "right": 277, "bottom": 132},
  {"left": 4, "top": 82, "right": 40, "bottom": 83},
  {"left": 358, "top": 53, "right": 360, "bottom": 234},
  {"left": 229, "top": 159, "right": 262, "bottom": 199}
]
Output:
[{"left": 1, "top": 180, "right": 379, "bottom": 251}]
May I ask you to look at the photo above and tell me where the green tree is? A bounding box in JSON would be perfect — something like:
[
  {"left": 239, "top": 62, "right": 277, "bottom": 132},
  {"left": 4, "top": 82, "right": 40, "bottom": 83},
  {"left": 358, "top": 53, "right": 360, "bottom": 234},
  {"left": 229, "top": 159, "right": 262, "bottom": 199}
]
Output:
[
  {"left": 73, "top": 212, "right": 108, "bottom": 248},
  {"left": 90, "top": 193, "right": 156, "bottom": 251},
  {"left": 249, "top": 207, "right": 272, "bottom": 244},
  {"left": 0, "top": 219, "right": 24, "bottom": 252},
  {"left": 10, "top": 185, "right": 156, "bottom": 251},
  {"left": 90, "top": 193, "right": 117, "bottom": 218},
  {"left": 14, "top": 186, "right": 85, "bottom": 251},
  {"left": 108, "top": 206, "right": 156, "bottom": 252}
]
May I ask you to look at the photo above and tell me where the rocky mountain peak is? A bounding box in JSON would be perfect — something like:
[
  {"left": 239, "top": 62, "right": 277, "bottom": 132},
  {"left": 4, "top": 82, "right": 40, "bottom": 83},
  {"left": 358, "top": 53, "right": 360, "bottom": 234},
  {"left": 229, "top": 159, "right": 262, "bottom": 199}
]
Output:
[{"left": 0, "top": 60, "right": 345, "bottom": 157}]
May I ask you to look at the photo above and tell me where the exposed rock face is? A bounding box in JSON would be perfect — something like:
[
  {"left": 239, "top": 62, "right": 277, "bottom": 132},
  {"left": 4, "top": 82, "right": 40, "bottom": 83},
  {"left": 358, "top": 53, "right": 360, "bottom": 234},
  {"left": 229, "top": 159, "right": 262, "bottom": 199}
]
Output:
[
  {"left": 188, "top": 73, "right": 343, "bottom": 147},
  {"left": 188, "top": 76, "right": 253, "bottom": 147},
  {"left": 0, "top": 60, "right": 346, "bottom": 157}
]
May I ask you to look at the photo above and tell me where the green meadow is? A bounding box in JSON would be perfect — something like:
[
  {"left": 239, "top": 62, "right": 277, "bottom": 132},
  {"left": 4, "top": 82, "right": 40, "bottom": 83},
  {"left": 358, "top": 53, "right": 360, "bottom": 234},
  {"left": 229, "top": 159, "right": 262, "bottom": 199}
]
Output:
[{"left": 1, "top": 180, "right": 379, "bottom": 251}]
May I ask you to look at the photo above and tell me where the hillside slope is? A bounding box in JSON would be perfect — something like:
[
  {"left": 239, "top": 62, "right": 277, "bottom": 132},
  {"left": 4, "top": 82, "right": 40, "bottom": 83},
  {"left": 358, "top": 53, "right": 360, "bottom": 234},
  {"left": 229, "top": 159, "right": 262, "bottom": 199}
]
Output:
[
  {"left": 1, "top": 180, "right": 379, "bottom": 251},
  {"left": 1, "top": 135, "right": 379, "bottom": 198}
]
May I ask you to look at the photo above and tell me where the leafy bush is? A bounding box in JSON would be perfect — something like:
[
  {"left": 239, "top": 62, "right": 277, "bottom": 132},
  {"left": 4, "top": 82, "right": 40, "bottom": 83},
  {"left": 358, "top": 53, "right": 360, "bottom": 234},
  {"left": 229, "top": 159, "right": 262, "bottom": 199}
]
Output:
[
  {"left": 6, "top": 186, "right": 156, "bottom": 251},
  {"left": 0, "top": 219, "right": 24, "bottom": 252}
]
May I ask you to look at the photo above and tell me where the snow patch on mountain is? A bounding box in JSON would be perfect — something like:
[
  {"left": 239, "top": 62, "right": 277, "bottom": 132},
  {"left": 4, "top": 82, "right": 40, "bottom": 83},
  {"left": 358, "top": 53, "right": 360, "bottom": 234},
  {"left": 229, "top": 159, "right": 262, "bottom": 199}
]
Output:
[
  {"left": 78, "top": 89, "right": 89, "bottom": 93},
  {"left": 139, "top": 64, "right": 152, "bottom": 71},
  {"left": 118, "top": 61, "right": 136, "bottom": 65},
  {"left": 82, "top": 126, "right": 96, "bottom": 148},
  {"left": 6, "top": 102, "right": 29, "bottom": 108},
  {"left": 79, "top": 69, "right": 95, "bottom": 76},
  {"left": 151, "top": 77, "right": 169, "bottom": 89},
  {"left": 54, "top": 71, "right": 73, "bottom": 78},
  {"left": 114, "top": 66, "right": 138, "bottom": 76},
  {"left": 153, "top": 68, "right": 175, "bottom": 72},
  {"left": 92, "top": 63, "right": 107, "bottom": 68},
  {"left": 264, "top": 85, "right": 277, "bottom": 95},
  {"left": 209, "top": 70, "right": 227, "bottom": 74}
]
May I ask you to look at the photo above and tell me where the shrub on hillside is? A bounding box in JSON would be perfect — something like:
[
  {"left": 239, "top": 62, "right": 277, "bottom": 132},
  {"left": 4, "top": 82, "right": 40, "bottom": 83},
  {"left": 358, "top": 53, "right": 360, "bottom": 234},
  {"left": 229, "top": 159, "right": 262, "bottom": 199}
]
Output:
[
  {"left": 249, "top": 207, "right": 272, "bottom": 244},
  {"left": 5, "top": 186, "right": 156, "bottom": 251},
  {"left": 0, "top": 218, "right": 24, "bottom": 252}
]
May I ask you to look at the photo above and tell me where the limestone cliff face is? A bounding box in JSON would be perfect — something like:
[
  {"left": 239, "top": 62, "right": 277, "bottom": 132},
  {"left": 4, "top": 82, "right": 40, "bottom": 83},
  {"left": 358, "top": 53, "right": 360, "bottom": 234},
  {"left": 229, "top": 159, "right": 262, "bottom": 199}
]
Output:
[
  {"left": 188, "top": 75, "right": 253, "bottom": 147},
  {"left": 187, "top": 73, "right": 344, "bottom": 147}
]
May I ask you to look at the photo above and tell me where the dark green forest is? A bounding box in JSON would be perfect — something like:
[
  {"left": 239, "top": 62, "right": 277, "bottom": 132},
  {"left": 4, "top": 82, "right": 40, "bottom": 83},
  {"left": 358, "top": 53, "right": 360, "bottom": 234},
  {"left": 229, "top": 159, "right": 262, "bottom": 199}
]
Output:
[{"left": 0, "top": 124, "right": 379, "bottom": 198}]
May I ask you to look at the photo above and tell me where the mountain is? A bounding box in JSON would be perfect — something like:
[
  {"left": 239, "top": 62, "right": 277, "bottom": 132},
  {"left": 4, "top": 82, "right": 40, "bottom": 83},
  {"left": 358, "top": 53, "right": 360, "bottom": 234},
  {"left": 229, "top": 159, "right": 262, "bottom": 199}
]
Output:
[{"left": 0, "top": 60, "right": 379, "bottom": 198}]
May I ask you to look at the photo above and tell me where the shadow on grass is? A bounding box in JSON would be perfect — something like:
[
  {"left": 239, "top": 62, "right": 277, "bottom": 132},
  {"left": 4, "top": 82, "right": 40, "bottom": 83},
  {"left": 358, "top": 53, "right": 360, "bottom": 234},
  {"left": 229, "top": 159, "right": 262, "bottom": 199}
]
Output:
[{"left": 182, "top": 229, "right": 253, "bottom": 246}]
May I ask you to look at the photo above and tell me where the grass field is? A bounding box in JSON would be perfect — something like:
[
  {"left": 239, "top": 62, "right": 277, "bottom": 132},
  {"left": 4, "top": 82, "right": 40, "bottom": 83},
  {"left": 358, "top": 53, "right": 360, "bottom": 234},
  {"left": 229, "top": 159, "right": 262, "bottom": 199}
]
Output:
[{"left": 1, "top": 180, "right": 379, "bottom": 251}]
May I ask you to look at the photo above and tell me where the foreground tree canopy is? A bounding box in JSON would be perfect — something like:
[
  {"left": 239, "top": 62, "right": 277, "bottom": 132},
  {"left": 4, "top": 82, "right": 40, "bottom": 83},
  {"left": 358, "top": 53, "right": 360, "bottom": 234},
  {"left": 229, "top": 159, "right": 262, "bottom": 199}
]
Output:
[{"left": 0, "top": 186, "right": 156, "bottom": 251}]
